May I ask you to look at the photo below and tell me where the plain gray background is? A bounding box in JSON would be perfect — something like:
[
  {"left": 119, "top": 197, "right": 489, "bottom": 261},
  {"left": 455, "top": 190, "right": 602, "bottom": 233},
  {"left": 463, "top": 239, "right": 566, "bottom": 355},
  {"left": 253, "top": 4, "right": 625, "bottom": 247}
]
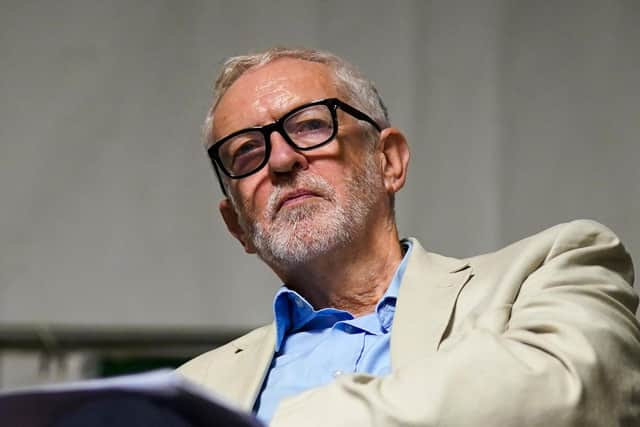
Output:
[{"left": 1, "top": 0, "right": 638, "bottom": 342}]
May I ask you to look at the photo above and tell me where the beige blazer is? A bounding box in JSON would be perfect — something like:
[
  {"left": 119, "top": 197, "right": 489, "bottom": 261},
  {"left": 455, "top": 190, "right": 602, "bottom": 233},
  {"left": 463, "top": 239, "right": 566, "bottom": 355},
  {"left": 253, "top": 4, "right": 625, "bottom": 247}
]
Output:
[{"left": 179, "top": 220, "right": 640, "bottom": 426}]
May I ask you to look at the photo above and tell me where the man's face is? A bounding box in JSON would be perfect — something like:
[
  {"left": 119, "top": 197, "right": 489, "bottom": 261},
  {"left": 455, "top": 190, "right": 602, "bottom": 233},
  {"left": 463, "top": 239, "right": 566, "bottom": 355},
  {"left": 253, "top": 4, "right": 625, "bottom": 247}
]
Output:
[{"left": 213, "top": 58, "right": 387, "bottom": 269}]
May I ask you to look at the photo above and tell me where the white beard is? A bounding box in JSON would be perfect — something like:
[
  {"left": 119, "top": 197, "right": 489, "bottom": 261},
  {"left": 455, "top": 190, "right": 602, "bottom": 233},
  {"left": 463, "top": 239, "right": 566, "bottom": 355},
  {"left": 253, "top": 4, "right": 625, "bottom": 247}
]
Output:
[{"left": 231, "top": 152, "right": 382, "bottom": 270}]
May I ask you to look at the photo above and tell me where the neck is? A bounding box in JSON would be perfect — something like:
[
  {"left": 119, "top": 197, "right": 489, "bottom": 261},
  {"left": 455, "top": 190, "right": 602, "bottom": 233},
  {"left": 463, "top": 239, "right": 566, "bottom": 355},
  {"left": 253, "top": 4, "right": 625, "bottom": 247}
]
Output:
[{"left": 275, "top": 220, "right": 404, "bottom": 317}]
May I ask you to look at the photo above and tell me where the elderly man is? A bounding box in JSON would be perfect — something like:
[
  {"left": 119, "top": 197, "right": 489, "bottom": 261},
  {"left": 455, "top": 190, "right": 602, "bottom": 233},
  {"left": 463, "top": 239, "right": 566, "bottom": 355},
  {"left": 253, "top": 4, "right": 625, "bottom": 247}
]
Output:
[{"left": 179, "top": 47, "right": 640, "bottom": 426}]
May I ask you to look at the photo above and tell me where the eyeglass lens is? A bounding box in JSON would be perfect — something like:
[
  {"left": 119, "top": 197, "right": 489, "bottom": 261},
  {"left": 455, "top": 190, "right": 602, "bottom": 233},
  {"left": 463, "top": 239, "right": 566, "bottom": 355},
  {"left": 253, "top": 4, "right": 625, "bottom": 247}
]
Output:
[{"left": 218, "top": 103, "right": 335, "bottom": 177}]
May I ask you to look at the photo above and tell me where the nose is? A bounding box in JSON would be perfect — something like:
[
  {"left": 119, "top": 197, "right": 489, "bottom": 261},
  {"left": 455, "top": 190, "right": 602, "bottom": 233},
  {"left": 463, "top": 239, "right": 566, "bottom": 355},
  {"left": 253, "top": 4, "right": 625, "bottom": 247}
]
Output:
[{"left": 267, "top": 131, "right": 308, "bottom": 175}]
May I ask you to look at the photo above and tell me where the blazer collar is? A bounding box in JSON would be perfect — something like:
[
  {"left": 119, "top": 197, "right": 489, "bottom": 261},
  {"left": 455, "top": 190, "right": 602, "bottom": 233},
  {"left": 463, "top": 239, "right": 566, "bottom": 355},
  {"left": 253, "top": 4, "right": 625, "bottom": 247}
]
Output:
[{"left": 391, "top": 237, "right": 473, "bottom": 368}]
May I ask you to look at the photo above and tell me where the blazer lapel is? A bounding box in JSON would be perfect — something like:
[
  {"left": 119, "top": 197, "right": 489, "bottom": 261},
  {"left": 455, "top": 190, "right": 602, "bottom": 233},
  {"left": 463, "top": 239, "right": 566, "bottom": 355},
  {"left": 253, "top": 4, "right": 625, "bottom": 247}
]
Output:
[
  {"left": 391, "top": 238, "right": 473, "bottom": 368},
  {"left": 204, "top": 323, "right": 276, "bottom": 411}
]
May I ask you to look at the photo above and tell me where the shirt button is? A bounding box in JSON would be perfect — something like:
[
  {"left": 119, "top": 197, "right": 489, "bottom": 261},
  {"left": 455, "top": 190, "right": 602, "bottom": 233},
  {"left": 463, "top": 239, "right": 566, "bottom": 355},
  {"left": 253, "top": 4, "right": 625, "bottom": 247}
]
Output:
[{"left": 333, "top": 370, "right": 344, "bottom": 378}]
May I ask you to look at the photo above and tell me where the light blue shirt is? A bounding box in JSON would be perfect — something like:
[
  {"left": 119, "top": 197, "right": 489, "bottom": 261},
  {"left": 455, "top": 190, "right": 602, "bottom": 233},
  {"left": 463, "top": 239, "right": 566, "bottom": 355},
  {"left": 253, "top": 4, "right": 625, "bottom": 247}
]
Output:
[{"left": 254, "top": 240, "right": 413, "bottom": 423}]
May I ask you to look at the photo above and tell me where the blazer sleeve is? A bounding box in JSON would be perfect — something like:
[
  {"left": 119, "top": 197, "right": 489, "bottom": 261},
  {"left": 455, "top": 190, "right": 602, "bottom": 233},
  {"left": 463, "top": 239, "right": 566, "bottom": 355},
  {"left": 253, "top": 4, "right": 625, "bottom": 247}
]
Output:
[{"left": 270, "top": 221, "right": 640, "bottom": 427}]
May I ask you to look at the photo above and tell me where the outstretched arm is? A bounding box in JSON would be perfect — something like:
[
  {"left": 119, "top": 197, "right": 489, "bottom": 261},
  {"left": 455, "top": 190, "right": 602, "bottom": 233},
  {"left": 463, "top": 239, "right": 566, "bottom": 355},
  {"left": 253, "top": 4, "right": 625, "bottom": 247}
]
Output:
[{"left": 271, "top": 221, "right": 640, "bottom": 427}]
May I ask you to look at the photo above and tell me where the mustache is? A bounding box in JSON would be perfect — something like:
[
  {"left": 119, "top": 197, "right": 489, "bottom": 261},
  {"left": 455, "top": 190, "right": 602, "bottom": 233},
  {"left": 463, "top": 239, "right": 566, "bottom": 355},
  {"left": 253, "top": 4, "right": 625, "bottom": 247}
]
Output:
[{"left": 264, "top": 174, "right": 336, "bottom": 220}]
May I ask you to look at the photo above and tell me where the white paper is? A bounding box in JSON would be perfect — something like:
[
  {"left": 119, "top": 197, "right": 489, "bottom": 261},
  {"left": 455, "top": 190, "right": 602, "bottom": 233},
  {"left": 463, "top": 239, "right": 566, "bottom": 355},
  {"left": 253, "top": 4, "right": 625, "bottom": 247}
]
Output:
[{"left": 0, "top": 369, "right": 264, "bottom": 427}]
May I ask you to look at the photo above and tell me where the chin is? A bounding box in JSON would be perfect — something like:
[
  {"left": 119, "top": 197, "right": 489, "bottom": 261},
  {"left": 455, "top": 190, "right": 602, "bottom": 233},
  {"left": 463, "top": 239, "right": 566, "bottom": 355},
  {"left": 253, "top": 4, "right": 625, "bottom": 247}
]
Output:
[{"left": 253, "top": 214, "right": 355, "bottom": 269}]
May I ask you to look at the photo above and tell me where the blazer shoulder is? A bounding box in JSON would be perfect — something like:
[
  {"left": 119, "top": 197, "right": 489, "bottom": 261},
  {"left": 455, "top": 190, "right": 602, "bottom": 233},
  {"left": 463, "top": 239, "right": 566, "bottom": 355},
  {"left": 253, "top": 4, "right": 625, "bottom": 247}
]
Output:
[{"left": 467, "top": 219, "right": 631, "bottom": 272}]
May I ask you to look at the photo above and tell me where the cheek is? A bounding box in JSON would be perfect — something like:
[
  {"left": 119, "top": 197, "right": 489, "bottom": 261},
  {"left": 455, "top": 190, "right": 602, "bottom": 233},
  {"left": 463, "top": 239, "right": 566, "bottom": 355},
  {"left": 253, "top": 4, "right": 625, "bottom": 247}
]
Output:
[
  {"left": 232, "top": 175, "right": 271, "bottom": 217},
  {"left": 314, "top": 164, "right": 353, "bottom": 200}
]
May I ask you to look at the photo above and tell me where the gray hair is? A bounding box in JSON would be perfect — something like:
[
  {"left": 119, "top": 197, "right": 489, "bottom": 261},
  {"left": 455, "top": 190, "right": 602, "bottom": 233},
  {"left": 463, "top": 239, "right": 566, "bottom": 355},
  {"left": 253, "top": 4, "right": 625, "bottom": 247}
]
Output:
[{"left": 203, "top": 46, "right": 390, "bottom": 146}]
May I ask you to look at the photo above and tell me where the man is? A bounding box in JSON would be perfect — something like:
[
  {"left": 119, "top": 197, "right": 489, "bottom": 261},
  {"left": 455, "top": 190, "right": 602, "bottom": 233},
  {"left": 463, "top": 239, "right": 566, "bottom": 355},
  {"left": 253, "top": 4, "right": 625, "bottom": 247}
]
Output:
[{"left": 179, "top": 47, "right": 640, "bottom": 426}]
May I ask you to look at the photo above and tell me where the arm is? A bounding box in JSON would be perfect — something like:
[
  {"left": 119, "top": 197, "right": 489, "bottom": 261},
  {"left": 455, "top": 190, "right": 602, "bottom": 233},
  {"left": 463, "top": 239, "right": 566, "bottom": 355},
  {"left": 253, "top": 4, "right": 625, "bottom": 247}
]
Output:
[{"left": 271, "top": 221, "right": 640, "bottom": 426}]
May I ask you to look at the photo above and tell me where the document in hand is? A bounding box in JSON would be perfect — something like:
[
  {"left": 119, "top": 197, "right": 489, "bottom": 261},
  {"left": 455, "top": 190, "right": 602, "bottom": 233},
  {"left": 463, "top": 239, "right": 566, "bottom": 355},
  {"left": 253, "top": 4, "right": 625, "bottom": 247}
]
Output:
[{"left": 0, "top": 369, "right": 264, "bottom": 427}]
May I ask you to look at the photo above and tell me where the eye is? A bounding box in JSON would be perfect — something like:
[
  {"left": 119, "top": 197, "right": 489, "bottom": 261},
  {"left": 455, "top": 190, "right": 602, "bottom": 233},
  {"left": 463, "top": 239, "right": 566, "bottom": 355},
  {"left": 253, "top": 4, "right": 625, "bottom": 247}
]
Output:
[
  {"left": 219, "top": 132, "right": 266, "bottom": 175},
  {"left": 291, "top": 118, "right": 331, "bottom": 135},
  {"left": 284, "top": 105, "right": 334, "bottom": 141},
  {"left": 234, "top": 138, "right": 262, "bottom": 156},
  {"left": 231, "top": 139, "right": 264, "bottom": 168}
]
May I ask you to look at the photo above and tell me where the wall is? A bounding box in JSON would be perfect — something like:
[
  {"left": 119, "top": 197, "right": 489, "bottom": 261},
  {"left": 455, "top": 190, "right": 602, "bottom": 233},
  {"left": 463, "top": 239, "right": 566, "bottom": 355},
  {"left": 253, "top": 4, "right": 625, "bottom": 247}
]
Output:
[{"left": 1, "top": 0, "right": 638, "bottom": 385}]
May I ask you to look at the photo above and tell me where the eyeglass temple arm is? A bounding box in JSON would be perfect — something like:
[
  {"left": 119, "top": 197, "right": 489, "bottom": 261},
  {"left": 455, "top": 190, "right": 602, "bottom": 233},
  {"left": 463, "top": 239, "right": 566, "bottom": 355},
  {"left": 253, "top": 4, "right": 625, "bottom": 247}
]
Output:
[
  {"left": 336, "top": 101, "right": 382, "bottom": 131},
  {"left": 212, "top": 161, "right": 229, "bottom": 197}
]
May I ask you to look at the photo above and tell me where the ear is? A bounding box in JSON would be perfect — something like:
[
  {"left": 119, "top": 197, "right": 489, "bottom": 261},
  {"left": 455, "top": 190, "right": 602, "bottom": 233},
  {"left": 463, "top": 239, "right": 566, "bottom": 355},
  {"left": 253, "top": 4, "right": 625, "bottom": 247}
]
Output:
[
  {"left": 219, "top": 198, "right": 257, "bottom": 254},
  {"left": 378, "top": 128, "right": 410, "bottom": 194}
]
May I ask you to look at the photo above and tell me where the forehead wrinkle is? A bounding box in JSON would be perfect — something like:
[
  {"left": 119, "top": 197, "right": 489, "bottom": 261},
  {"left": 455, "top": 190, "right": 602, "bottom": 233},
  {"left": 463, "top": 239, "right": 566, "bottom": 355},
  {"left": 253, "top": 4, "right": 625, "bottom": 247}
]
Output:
[
  {"left": 212, "top": 80, "right": 292, "bottom": 141},
  {"left": 212, "top": 59, "right": 337, "bottom": 140},
  {"left": 250, "top": 80, "right": 297, "bottom": 122}
]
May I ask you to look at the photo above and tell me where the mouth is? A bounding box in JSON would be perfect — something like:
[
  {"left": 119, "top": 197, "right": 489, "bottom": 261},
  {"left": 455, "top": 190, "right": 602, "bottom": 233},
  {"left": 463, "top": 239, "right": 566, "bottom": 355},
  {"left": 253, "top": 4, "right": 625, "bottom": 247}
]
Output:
[{"left": 276, "top": 189, "right": 321, "bottom": 211}]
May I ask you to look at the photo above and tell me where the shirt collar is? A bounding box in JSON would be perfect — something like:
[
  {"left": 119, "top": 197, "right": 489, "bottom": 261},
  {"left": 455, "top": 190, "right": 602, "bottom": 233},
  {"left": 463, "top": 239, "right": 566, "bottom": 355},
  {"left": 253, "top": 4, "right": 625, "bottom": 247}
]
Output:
[{"left": 272, "top": 240, "right": 414, "bottom": 352}]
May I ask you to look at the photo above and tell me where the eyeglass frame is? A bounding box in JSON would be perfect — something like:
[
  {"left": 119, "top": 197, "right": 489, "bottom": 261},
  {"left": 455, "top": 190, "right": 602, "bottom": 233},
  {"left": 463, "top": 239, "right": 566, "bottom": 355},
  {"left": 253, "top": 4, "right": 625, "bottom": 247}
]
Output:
[{"left": 207, "top": 97, "right": 382, "bottom": 196}]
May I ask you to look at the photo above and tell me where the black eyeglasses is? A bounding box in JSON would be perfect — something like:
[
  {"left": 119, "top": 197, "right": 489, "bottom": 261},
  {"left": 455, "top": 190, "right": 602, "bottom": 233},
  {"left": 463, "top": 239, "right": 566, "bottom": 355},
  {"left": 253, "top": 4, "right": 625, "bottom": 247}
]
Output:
[{"left": 207, "top": 98, "right": 381, "bottom": 195}]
